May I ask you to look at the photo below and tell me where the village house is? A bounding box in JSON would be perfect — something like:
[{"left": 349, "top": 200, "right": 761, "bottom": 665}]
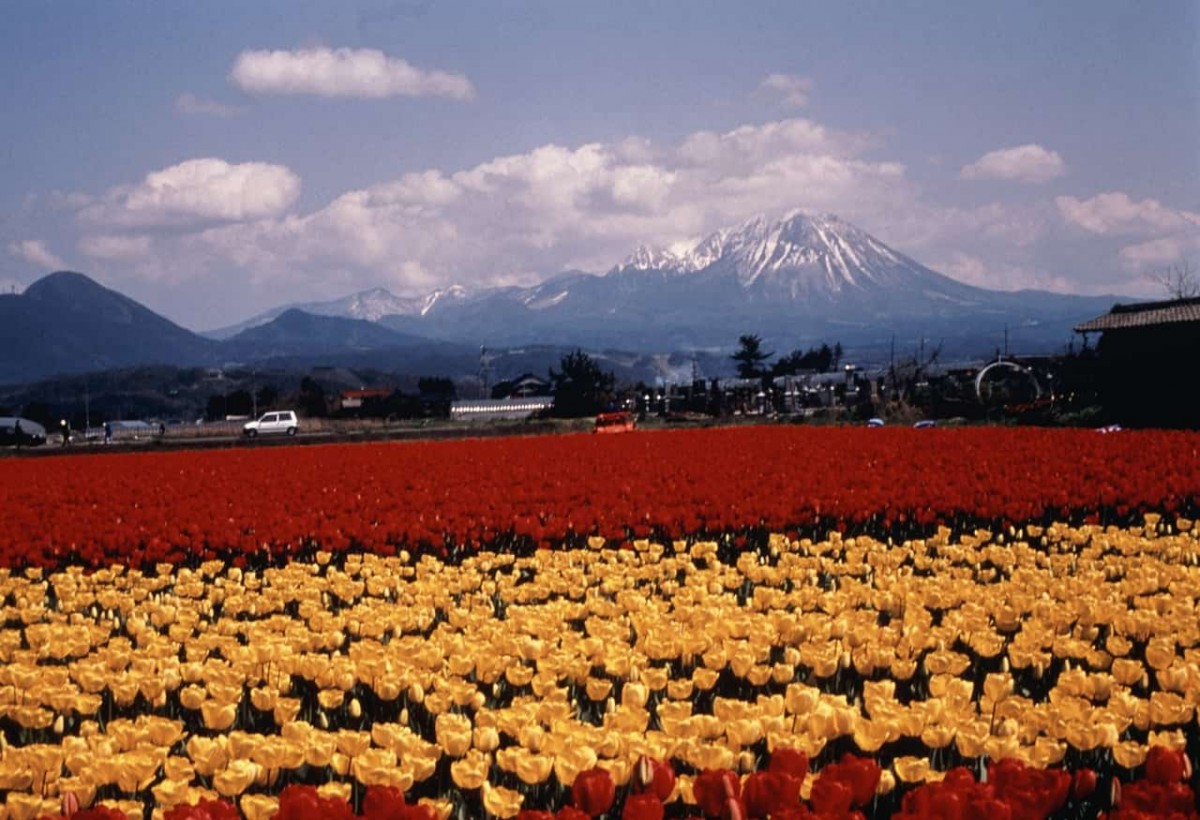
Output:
[{"left": 1075, "top": 296, "right": 1200, "bottom": 428}]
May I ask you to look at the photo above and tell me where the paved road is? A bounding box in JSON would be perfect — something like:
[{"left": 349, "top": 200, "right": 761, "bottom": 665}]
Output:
[{"left": 3, "top": 418, "right": 591, "bottom": 457}]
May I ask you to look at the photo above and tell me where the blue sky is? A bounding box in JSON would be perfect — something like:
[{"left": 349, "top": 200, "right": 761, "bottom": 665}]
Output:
[{"left": 3, "top": 0, "right": 1198, "bottom": 330}]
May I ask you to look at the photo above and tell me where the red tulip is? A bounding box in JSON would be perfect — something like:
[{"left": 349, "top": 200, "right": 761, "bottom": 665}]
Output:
[
  {"left": 572, "top": 767, "right": 616, "bottom": 817},
  {"left": 694, "top": 769, "right": 741, "bottom": 818},
  {"left": 742, "top": 770, "right": 802, "bottom": 816},
  {"left": 636, "top": 756, "right": 677, "bottom": 802},
  {"left": 622, "top": 793, "right": 665, "bottom": 820},
  {"left": 768, "top": 748, "right": 809, "bottom": 786},
  {"left": 555, "top": 808, "right": 592, "bottom": 820},
  {"left": 1145, "top": 746, "right": 1187, "bottom": 785},
  {"left": 1072, "top": 768, "right": 1098, "bottom": 801}
]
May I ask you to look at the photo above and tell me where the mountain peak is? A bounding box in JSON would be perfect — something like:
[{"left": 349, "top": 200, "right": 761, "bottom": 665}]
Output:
[
  {"left": 619, "top": 210, "right": 915, "bottom": 295},
  {"left": 620, "top": 244, "right": 684, "bottom": 271},
  {"left": 23, "top": 270, "right": 108, "bottom": 300}
]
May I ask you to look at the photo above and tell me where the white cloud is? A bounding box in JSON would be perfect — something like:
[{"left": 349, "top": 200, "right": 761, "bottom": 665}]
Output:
[
  {"left": 760, "top": 73, "right": 814, "bottom": 107},
  {"left": 933, "top": 251, "right": 1075, "bottom": 293},
  {"left": 79, "top": 158, "right": 301, "bottom": 228},
  {"left": 1056, "top": 192, "right": 1200, "bottom": 236},
  {"left": 1120, "top": 236, "right": 1200, "bottom": 270},
  {"left": 960, "top": 144, "right": 1066, "bottom": 184},
  {"left": 174, "top": 93, "right": 244, "bottom": 117},
  {"left": 64, "top": 115, "right": 1125, "bottom": 315},
  {"left": 229, "top": 47, "right": 475, "bottom": 100},
  {"left": 175, "top": 117, "right": 913, "bottom": 295},
  {"left": 79, "top": 234, "right": 153, "bottom": 261},
  {"left": 8, "top": 239, "right": 65, "bottom": 270},
  {"left": 1056, "top": 192, "right": 1200, "bottom": 275}
]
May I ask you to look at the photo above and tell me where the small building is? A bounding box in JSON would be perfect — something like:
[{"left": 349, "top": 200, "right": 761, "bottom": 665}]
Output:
[
  {"left": 340, "top": 388, "right": 392, "bottom": 411},
  {"left": 450, "top": 397, "right": 554, "bottom": 422},
  {"left": 491, "top": 373, "right": 552, "bottom": 399},
  {"left": 1075, "top": 297, "right": 1200, "bottom": 428}
]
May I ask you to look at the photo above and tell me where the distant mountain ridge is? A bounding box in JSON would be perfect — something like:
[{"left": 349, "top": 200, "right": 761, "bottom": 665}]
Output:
[
  {"left": 0, "top": 274, "right": 473, "bottom": 384},
  {"left": 370, "top": 211, "right": 1117, "bottom": 355},
  {"left": 2, "top": 212, "right": 1121, "bottom": 385},
  {"left": 205, "top": 285, "right": 471, "bottom": 339},
  {"left": 0, "top": 272, "right": 220, "bottom": 383}
]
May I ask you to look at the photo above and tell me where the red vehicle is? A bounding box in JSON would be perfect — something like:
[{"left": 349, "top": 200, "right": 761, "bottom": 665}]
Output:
[{"left": 594, "top": 410, "right": 636, "bottom": 433}]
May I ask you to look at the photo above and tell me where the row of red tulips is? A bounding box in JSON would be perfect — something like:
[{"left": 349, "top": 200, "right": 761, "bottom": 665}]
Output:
[
  {"left": 3, "top": 427, "right": 1199, "bottom": 570},
  {"left": 37, "top": 747, "right": 1197, "bottom": 819}
]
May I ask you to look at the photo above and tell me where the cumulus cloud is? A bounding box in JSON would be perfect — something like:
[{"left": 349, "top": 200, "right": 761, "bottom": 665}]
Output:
[
  {"left": 79, "top": 158, "right": 301, "bottom": 228},
  {"left": 174, "top": 93, "right": 244, "bottom": 117},
  {"left": 1055, "top": 192, "right": 1200, "bottom": 236},
  {"left": 229, "top": 47, "right": 475, "bottom": 100},
  {"left": 1118, "top": 238, "right": 1188, "bottom": 269},
  {"left": 7, "top": 239, "right": 65, "bottom": 271},
  {"left": 760, "top": 73, "right": 814, "bottom": 107},
  {"left": 960, "top": 144, "right": 1066, "bottom": 184},
  {"left": 1056, "top": 192, "right": 1200, "bottom": 274},
  {"left": 176, "top": 117, "right": 913, "bottom": 294},
  {"left": 64, "top": 115, "right": 1100, "bottom": 313},
  {"left": 933, "top": 251, "right": 1075, "bottom": 293},
  {"left": 79, "top": 234, "right": 153, "bottom": 261}
]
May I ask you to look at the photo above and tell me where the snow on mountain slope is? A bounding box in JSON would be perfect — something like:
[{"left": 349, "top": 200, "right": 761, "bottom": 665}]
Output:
[
  {"left": 623, "top": 211, "right": 955, "bottom": 297},
  {"left": 220, "top": 210, "right": 1113, "bottom": 356}
]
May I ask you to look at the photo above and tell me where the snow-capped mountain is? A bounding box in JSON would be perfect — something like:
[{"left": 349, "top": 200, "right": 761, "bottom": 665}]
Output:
[
  {"left": 228, "top": 211, "right": 1116, "bottom": 358},
  {"left": 671, "top": 212, "right": 923, "bottom": 289},
  {"left": 621, "top": 244, "right": 686, "bottom": 272},
  {"left": 376, "top": 211, "right": 1113, "bottom": 356},
  {"left": 204, "top": 285, "right": 469, "bottom": 339}
]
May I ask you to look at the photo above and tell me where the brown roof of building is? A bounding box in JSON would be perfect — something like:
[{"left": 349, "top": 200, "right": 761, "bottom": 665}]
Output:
[
  {"left": 1074, "top": 297, "right": 1200, "bottom": 332},
  {"left": 341, "top": 388, "right": 392, "bottom": 399}
]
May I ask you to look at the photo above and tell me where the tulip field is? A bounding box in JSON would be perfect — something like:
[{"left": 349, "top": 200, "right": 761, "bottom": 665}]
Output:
[{"left": 0, "top": 426, "right": 1197, "bottom": 820}]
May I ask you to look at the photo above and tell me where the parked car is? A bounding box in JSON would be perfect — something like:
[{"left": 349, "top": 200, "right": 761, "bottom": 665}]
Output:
[
  {"left": 242, "top": 410, "right": 299, "bottom": 438},
  {"left": 0, "top": 416, "right": 47, "bottom": 447}
]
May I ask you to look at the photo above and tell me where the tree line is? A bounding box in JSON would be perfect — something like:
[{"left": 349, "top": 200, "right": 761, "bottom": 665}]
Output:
[{"left": 731, "top": 334, "right": 843, "bottom": 379}]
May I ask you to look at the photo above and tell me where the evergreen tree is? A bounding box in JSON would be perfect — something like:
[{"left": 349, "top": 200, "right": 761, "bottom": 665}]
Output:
[
  {"left": 549, "top": 350, "right": 615, "bottom": 417},
  {"left": 731, "top": 334, "right": 773, "bottom": 379}
]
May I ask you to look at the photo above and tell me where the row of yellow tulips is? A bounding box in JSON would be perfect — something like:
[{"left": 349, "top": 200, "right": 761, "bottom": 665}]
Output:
[{"left": 0, "top": 518, "right": 1196, "bottom": 818}]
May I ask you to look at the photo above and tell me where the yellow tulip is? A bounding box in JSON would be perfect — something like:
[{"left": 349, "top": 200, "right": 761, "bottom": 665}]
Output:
[
  {"left": 200, "top": 700, "right": 238, "bottom": 731},
  {"left": 6, "top": 793, "right": 62, "bottom": 820},
  {"left": 450, "top": 749, "right": 491, "bottom": 790},
  {"left": 436, "top": 713, "right": 473, "bottom": 758},
  {"left": 240, "top": 794, "right": 280, "bottom": 820},
  {"left": 351, "top": 747, "right": 400, "bottom": 787},
  {"left": 481, "top": 780, "right": 524, "bottom": 819},
  {"left": 214, "top": 759, "right": 260, "bottom": 797}
]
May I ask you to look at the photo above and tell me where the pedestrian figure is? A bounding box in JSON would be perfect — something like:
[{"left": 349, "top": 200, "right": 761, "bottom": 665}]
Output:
[
  {"left": 60, "top": 419, "right": 69, "bottom": 447},
  {"left": 13, "top": 419, "right": 21, "bottom": 449},
  {"left": 104, "top": 421, "right": 112, "bottom": 444}
]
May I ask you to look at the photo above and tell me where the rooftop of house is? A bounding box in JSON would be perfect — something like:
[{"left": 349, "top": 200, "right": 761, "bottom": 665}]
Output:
[{"left": 1074, "top": 296, "right": 1200, "bottom": 333}]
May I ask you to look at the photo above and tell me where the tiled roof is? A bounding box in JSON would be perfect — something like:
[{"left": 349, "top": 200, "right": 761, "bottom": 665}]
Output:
[{"left": 1074, "top": 297, "right": 1200, "bottom": 332}]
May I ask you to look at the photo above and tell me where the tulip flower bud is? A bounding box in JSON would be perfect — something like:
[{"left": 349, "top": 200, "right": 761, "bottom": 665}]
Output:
[{"left": 876, "top": 769, "right": 896, "bottom": 795}]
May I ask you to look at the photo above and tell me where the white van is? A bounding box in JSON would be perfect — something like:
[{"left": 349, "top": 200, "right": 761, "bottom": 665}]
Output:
[{"left": 242, "top": 410, "right": 299, "bottom": 438}]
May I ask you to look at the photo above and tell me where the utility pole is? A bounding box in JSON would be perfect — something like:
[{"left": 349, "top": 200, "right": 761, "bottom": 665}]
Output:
[{"left": 479, "top": 347, "right": 491, "bottom": 398}]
